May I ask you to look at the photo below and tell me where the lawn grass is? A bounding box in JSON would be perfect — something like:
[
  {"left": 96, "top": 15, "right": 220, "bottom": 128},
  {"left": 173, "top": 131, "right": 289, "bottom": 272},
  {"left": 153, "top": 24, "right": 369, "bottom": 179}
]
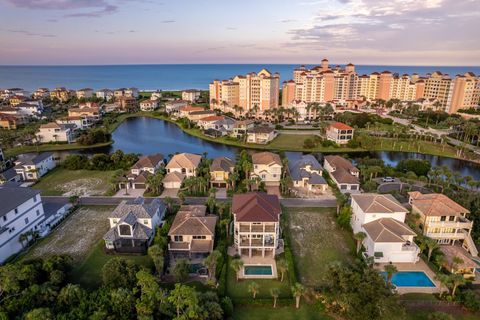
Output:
[
  {"left": 225, "top": 256, "right": 291, "bottom": 301},
  {"left": 33, "top": 167, "right": 115, "bottom": 196},
  {"left": 4, "top": 141, "right": 112, "bottom": 158},
  {"left": 232, "top": 304, "right": 332, "bottom": 320},
  {"left": 286, "top": 207, "right": 355, "bottom": 287},
  {"left": 70, "top": 241, "right": 154, "bottom": 290}
]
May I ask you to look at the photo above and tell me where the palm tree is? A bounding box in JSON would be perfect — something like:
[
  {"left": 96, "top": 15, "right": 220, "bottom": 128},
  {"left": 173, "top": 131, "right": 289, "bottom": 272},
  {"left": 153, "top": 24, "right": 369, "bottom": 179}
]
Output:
[
  {"left": 270, "top": 288, "right": 280, "bottom": 308},
  {"left": 231, "top": 258, "right": 244, "bottom": 282},
  {"left": 435, "top": 273, "right": 449, "bottom": 297},
  {"left": 291, "top": 283, "right": 305, "bottom": 309},
  {"left": 448, "top": 273, "right": 466, "bottom": 298},
  {"left": 434, "top": 254, "right": 446, "bottom": 272},
  {"left": 276, "top": 258, "right": 288, "bottom": 282},
  {"left": 203, "top": 250, "right": 221, "bottom": 281},
  {"left": 353, "top": 232, "right": 366, "bottom": 254},
  {"left": 424, "top": 238, "right": 439, "bottom": 261},
  {"left": 248, "top": 281, "right": 259, "bottom": 299},
  {"left": 384, "top": 264, "right": 398, "bottom": 284},
  {"left": 451, "top": 256, "right": 464, "bottom": 272}
]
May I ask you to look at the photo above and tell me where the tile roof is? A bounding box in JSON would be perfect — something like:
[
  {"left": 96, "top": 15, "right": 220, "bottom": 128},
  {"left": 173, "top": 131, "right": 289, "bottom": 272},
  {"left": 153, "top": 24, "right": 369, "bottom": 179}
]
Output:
[
  {"left": 210, "top": 156, "right": 235, "bottom": 172},
  {"left": 329, "top": 122, "right": 353, "bottom": 130},
  {"left": 441, "top": 246, "right": 476, "bottom": 269},
  {"left": 0, "top": 185, "right": 40, "bottom": 217},
  {"left": 324, "top": 155, "right": 359, "bottom": 184},
  {"left": 352, "top": 194, "right": 407, "bottom": 214},
  {"left": 168, "top": 205, "right": 217, "bottom": 236},
  {"left": 408, "top": 192, "right": 469, "bottom": 216},
  {"left": 132, "top": 153, "right": 164, "bottom": 169},
  {"left": 162, "top": 171, "right": 185, "bottom": 183},
  {"left": 252, "top": 152, "right": 282, "bottom": 166},
  {"left": 166, "top": 153, "right": 202, "bottom": 170},
  {"left": 108, "top": 197, "right": 165, "bottom": 219},
  {"left": 363, "top": 218, "right": 416, "bottom": 243},
  {"left": 232, "top": 192, "right": 281, "bottom": 222},
  {"left": 248, "top": 126, "right": 275, "bottom": 134}
]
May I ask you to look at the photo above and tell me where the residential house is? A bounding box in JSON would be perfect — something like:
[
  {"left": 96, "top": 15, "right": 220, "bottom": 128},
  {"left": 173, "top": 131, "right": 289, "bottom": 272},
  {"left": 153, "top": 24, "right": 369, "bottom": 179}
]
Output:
[
  {"left": 251, "top": 152, "right": 282, "bottom": 186},
  {"left": 41, "top": 197, "right": 72, "bottom": 235},
  {"left": 210, "top": 156, "right": 235, "bottom": 188},
  {"left": 162, "top": 171, "right": 185, "bottom": 189},
  {"left": 441, "top": 246, "right": 477, "bottom": 279},
  {"left": 114, "top": 88, "right": 128, "bottom": 98},
  {"left": 50, "top": 87, "right": 73, "bottom": 102},
  {"left": 324, "top": 155, "right": 360, "bottom": 193},
  {"left": 96, "top": 89, "right": 114, "bottom": 101},
  {"left": 116, "top": 96, "right": 138, "bottom": 111},
  {"left": 178, "top": 106, "right": 205, "bottom": 118},
  {"left": 68, "top": 107, "right": 102, "bottom": 122},
  {"left": 14, "top": 152, "right": 56, "bottom": 181},
  {"left": 9, "top": 95, "right": 28, "bottom": 106},
  {"left": 1, "top": 88, "right": 28, "bottom": 99},
  {"left": 182, "top": 89, "right": 201, "bottom": 103},
  {"left": 57, "top": 116, "right": 95, "bottom": 130},
  {"left": 165, "top": 153, "right": 202, "bottom": 178},
  {"left": 289, "top": 154, "right": 328, "bottom": 192},
  {"left": 15, "top": 102, "right": 43, "bottom": 118},
  {"left": 139, "top": 99, "right": 159, "bottom": 111},
  {"left": 231, "top": 119, "right": 255, "bottom": 138},
  {"left": 0, "top": 113, "right": 23, "bottom": 129},
  {"left": 151, "top": 90, "right": 162, "bottom": 101},
  {"left": 0, "top": 185, "right": 46, "bottom": 263},
  {"left": 187, "top": 110, "right": 216, "bottom": 121},
  {"left": 76, "top": 88, "right": 94, "bottom": 99},
  {"left": 0, "top": 168, "right": 21, "bottom": 184},
  {"left": 36, "top": 122, "right": 74, "bottom": 143},
  {"left": 124, "top": 88, "right": 139, "bottom": 98},
  {"left": 118, "top": 154, "right": 164, "bottom": 190},
  {"left": 247, "top": 126, "right": 277, "bottom": 144},
  {"left": 351, "top": 193, "right": 420, "bottom": 263},
  {"left": 33, "top": 88, "right": 50, "bottom": 99},
  {"left": 103, "top": 198, "right": 166, "bottom": 253},
  {"left": 408, "top": 192, "right": 478, "bottom": 257},
  {"left": 168, "top": 205, "right": 217, "bottom": 260},
  {"left": 165, "top": 100, "right": 189, "bottom": 114},
  {"left": 198, "top": 115, "right": 236, "bottom": 136},
  {"left": 287, "top": 100, "right": 309, "bottom": 121},
  {"left": 232, "top": 192, "right": 282, "bottom": 258},
  {"left": 326, "top": 122, "right": 354, "bottom": 144}
]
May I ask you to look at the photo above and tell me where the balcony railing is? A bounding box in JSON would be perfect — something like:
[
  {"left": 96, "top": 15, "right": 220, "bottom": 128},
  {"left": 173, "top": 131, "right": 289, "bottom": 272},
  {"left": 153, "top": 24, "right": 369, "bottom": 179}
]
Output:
[
  {"left": 238, "top": 224, "right": 276, "bottom": 233},
  {"left": 401, "top": 244, "right": 419, "bottom": 251},
  {"left": 426, "top": 220, "right": 473, "bottom": 229},
  {"left": 425, "top": 232, "right": 466, "bottom": 239}
]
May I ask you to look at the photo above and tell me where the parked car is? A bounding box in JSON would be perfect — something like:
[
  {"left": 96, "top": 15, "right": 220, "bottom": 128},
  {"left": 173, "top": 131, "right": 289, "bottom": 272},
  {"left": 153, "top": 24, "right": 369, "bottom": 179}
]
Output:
[{"left": 382, "top": 177, "right": 395, "bottom": 183}]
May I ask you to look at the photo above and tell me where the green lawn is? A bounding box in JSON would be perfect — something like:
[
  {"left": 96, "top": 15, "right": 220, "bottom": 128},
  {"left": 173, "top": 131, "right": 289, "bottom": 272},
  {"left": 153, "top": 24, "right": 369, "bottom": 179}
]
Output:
[
  {"left": 226, "top": 256, "right": 292, "bottom": 301},
  {"left": 4, "top": 141, "right": 112, "bottom": 158},
  {"left": 70, "top": 241, "right": 153, "bottom": 290},
  {"left": 286, "top": 207, "right": 355, "bottom": 287},
  {"left": 232, "top": 304, "right": 332, "bottom": 320},
  {"left": 33, "top": 168, "right": 115, "bottom": 196}
]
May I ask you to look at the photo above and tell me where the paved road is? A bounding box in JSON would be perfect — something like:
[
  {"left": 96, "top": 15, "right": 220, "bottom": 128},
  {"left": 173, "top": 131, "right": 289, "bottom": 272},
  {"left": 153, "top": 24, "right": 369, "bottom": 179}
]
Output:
[{"left": 43, "top": 196, "right": 337, "bottom": 208}]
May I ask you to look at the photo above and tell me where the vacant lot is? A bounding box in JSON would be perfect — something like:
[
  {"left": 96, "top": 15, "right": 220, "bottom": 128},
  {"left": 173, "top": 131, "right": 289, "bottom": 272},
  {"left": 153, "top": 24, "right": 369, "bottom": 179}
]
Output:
[
  {"left": 233, "top": 304, "right": 332, "bottom": 320},
  {"left": 26, "top": 206, "right": 114, "bottom": 262},
  {"left": 33, "top": 168, "right": 115, "bottom": 196},
  {"left": 286, "top": 207, "right": 355, "bottom": 287}
]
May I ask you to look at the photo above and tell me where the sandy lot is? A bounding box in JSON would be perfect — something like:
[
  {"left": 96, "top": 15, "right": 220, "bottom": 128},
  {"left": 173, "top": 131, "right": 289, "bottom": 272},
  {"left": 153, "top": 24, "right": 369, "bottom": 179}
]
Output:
[
  {"left": 27, "top": 206, "right": 114, "bottom": 261},
  {"left": 59, "top": 178, "right": 107, "bottom": 197}
]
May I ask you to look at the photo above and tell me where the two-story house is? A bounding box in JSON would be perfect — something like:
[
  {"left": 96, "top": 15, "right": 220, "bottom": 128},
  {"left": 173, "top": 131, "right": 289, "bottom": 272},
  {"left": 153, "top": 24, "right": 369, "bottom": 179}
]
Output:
[
  {"left": 139, "top": 99, "right": 159, "bottom": 111},
  {"left": 210, "top": 156, "right": 235, "bottom": 188},
  {"left": 168, "top": 205, "right": 217, "bottom": 260},
  {"left": 0, "top": 185, "right": 46, "bottom": 263},
  {"left": 408, "top": 192, "right": 478, "bottom": 257},
  {"left": 103, "top": 198, "right": 166, "bottom": 253},
  {"left": 76, "top": 88, "right": 94, "bottom": 99},
  {"left": 163, "top": 153, "right": 202, "bottom": 189},
  {"left": 247, "top": 126, "right": 277, "bottom": 144},
  {"left": 231, "top": 120, "right": 255, "bottom": 138},
  {"left": 232, "top": 192, "right": 282, "bottom": 259},
  {"left": 251, "top": 152, "right": 282, "bottom": 186},
  {"left": 36, "top": 122, "right": 74, "bottom": 143},
  {"left": 96, "top": 89, "right": 114, "bottom": 101},
  {"left": 165, "top": 100, "right": 189, "bottom": 114},
  {"left": 14, "top": 153, "right": 56, "bottom": 181},
  {"left": 324, "top": 155, "right": 360, "bottom": 193},
  {"left": 351, "top": 193, "right": 420, "bottom": 263},
  {"left": 326, "top": 122, "right": 354, "bottom": 144},
  {"left": 289, "top": 154, "right": 328, "bottom": 192},
  {"left": 118, "top": 154, "right": 164, "bottom": 190}
]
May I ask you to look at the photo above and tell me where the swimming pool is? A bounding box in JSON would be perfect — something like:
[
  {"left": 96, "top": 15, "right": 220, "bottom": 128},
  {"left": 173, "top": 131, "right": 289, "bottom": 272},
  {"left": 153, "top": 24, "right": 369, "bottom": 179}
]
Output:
[
  {"left": 244, "top": 265, "right": 273, "bottom": 276},
  {"left": 381, "top": 271, "right": 435, "bottom": 287}
]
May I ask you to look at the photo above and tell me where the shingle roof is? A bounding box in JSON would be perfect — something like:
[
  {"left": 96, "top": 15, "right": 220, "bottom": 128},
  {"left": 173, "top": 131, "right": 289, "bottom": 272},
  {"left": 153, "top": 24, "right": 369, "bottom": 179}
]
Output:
[
  {"left": 324, "top": 155, "right": 359, "bottom": 184},
  {"left": 248, "top": 126, "right": 275, "bottom": 134},
  {"left": 168, "top": 205, "right": 217, "bottom": 236},
  {"left": 252, "top": 152, "right": 282, "bottom": 166},
  {"left": 408, "top": 192, "right": 469, "bottom": 217},
  {"left": 131, "top": 153, "right": 164, "bottom": 169},
  {"left": 0, "top": 185, "right": 40, "bottom": 217},
  {"left": 16, "top": 152, "right": 53, "bottom": 165},
  {"left": 162, "top": 171, "right": 185, "bottom": 183},
  {"left": 210, "top": 156, "right": 235, "bottom": 172},
  {"left": 363, "top": 218, "right": 416, "bottom": 243},
  {"left": 352, "top": 194, "right": 407, "bottom": 214},
  {"left": 232, "top": 192, "right": 281, "bottom": 222},
  {"left": 109, "top": 197, "right": 165, "bottom": 219}
]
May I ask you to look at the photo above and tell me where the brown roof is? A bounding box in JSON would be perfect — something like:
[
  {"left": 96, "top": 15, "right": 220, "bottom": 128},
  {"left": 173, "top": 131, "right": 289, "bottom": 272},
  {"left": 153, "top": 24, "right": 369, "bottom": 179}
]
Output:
[
  {"left": 441, "top": 246, "right": 476, "bottom": 269},
  {"left": 408, "top": 192, "right": 469, "bottom": 217},
  {"left": 166, "top": 153, "right": 202, "bottom": 170},
  {"left": 39, "top": 122, "right": 61, "bottom": 129},
  {"left": 363, "top": 218, "right": 416, "bottom": 243},
  {"left": 199, "top": 115, "right": 225, "bottom": 122},
  {"left": 324, "top": 155, "right": 359, "bottom": 184},
  {"left": 251, "top": 152, "right": 282, "bottom": 166},
  {"left": 162, "top": 171, "right": 185, "bottom": 183},
  {"left": 168, "top": 205, "right": 217, "bottom": 236},
  {"left": 232, "top": 192, "right": 281, "bottom": 222},
  {"left": 210, "top": 156, "right": 235, "bottom": 172},
  {"left": 180, "top": 106, "right": 204, "bottom": 112},
  {"left": 248, "top": 126, "right": 275, "bottom": 134},
  {"left": 352, "top": 194, "right": 407, "bottom": 214},
  {"left": 132, "top": 153, "right": 164, "bottom": 169}
]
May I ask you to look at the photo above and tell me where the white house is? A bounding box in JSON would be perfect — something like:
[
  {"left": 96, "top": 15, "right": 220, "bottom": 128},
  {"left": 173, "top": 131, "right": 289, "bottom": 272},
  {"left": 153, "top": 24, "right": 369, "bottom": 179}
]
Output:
[
  {"left": 351, "top": 193, "right": 420, "bottom": 263},
  {"left": 324, "top": 155, "right": 360, "bottom": 193},
  {"left": 165, "top": 153, "right": 202, "bottom": 178},
  {"left": 36, "top": 122, "right": 74, "bottom": 143},
  {"left": 15, "top": 103, "right": 43, "bottom": 118},
  {"left": 247, "top": 126, "right": 277, "bottom": 144},
  {"left": 14, "top": 153, "right": 56, "bottom": 181},
  {"left": 76, "top": 88, "right": 94, "bottom": 99},
  {"left": 165, "top": 100, "right": 189, "bottom": 114},
  {"left": 251, "top": 152, "right": 282, "bottom": 186},
  {"left": 326, "top": 122, "right": 354, "bottom": 145},
  {"left": 96, "top": 89, "right": 114, "bottom": 100},
  {"left": 0, "top": 185, "right": 46, "bottom": 263},
  {"left": 118, "top": 154, "right": 164, "bottom": 190},
  {"left": 151, "top": 90, "right": 162, "bottom": 101},
  {"left": 182, "top": 89, "right": 201, "bottom": 103},
  {"left": 139, "top": 99, "right": 159, "bottom": 111},
  {"left": 103, "top": 198, "right": 166, "bottom": 253}
]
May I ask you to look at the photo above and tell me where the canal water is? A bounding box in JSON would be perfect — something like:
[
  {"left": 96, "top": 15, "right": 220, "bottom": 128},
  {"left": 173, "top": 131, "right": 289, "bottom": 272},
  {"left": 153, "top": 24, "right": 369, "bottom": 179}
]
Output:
[{"left": 62, "top": 117, "right": 480, "bottom": 180}]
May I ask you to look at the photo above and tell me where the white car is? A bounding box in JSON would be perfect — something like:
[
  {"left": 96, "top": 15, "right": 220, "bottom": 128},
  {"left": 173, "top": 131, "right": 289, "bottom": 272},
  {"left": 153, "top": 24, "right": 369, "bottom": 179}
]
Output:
[{"left": 382, "top": 177, "right": 395, "bottom": 183}]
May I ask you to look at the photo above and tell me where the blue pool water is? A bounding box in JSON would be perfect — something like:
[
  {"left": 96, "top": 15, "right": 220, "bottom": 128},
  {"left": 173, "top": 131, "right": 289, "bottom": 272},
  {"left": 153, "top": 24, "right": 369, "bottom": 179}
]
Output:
[
  {"left": 244, "top": 265, "right": 273, "bottom": 276},
  {"left": 381, "top": 271, "right": 435, "bottom": 287}
]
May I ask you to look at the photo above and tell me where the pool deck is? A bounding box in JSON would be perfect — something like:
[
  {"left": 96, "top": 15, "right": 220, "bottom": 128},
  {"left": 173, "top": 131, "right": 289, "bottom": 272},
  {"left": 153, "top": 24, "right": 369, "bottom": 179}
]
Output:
[
  {"left": 375, "top": 260, "right": 446, "bottom": 294},
  {"left": 239, "top": 256, "right": 278, "bottom": 279}
]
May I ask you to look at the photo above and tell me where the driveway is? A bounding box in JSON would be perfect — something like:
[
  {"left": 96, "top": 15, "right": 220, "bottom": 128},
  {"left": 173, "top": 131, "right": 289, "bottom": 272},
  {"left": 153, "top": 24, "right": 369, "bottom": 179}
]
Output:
[
  {"left": 215, "top": 188, "right": 227, "bottom": 199},
  {"left": 160, "top": 188, "right": 179, "bottom": 198},
  {"left": 113, "top": 188, "right": 145, "bottom": 198}
]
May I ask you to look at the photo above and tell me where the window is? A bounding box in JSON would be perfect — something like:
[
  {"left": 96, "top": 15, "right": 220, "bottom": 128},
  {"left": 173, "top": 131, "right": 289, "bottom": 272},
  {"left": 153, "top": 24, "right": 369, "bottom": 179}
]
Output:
[
  {"left": 174, "top": 235, "right": 183, "bottom": 242},
  {"left": 2, "top": 216, "right": 6, "bottom": 222},
  {"left": 25, "top": 217, "right": 29, "bottom": 224},
  {"left": 119, "top": 224, "right": 132, "bottom": 236},
  {"left": 33, "top": 195, "right": 37, "bottom": 202},
  {"left": 14, "top": 208, "right": 18, "bottom": 214},
  {"left": 36, "top": 210, "right": 40, "bottom": 216},
  {"left": 449, "top": 216, "right": 455, "bottom": 221},
  {"left": 143, "top": 220, "right": 149, "bottom": 224},
  {"left": 440, "top": 216, "right": 446, "bottom": 221},
  {"left": 193, "top": 235, "right": 206, "bottom": 240}
]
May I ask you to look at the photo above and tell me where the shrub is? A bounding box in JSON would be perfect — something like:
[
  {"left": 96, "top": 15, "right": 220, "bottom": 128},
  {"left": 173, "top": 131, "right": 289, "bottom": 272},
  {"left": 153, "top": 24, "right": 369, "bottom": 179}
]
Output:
[
  {"left": 346, "top": 139, "right": 360, "bottom": 148},
  {"left": 303, "top": 138, "right": 316, "bottom": 149},
  {"left": 221, "top": 296, "right": 233, "bottom": 317}
]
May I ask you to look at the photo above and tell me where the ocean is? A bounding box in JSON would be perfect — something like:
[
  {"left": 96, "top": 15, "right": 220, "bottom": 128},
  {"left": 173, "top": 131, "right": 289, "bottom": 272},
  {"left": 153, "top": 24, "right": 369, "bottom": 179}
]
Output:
[{"left": 1, "top": 64, "right": 479, "bottom": 92}]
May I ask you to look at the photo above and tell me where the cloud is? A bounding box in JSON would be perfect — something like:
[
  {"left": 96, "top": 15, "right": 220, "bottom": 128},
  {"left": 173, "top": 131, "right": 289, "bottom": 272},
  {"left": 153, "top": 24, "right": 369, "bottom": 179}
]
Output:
[
  {"left": 5, "top": 0, "right": 118, "bottom": 17},
  {"left": 280, "top": 19, "right": 296, "bottom": 23},
  {"left": 4, "top": 29, "right": 56, "bottom": 38},
  {"left": 65, "top": 4, "right": 117, "bottom": 17},
  {"left": 226, "top": 27, "right": 237, "bottom": 30},
  {"left": 46, "top": 18, "right": 58, "bottom": 22},
  {"left": 161, "top": 20, "right": 175, "bottom": 23}
]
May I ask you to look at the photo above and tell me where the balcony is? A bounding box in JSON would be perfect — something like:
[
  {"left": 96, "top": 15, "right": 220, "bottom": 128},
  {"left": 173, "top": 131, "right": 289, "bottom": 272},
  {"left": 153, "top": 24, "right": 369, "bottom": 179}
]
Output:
[
  {"left": 238, "top": 224, "right": 276, "bottom": 233},
  {"left": 401, "top": 243, "right": 419, "bottom": 252},
  {"left": 425, "top": 232, "right": 466, "bottom": 240},
  {"left": 426, "top": 218, "right": 473, "bottom": 229}
]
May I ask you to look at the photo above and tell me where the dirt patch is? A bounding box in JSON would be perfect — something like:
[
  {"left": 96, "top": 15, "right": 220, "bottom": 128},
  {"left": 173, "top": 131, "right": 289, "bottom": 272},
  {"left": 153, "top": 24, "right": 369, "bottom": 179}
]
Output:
[
  {"left": 27, "top": 207, "right": 113, "bottom": 262},
  {"left": 58, "top": 178, "right": 107, "bottom": 197},
  {"left": 287, "top": 208, "right": 354, "bottom": 287}
]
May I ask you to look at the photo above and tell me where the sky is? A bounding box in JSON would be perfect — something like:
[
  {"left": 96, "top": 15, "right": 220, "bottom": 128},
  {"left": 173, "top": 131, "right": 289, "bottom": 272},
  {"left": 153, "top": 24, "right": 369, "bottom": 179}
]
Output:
[{"left": 0, "top": 0, "right": 479, "bottom": 65}]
